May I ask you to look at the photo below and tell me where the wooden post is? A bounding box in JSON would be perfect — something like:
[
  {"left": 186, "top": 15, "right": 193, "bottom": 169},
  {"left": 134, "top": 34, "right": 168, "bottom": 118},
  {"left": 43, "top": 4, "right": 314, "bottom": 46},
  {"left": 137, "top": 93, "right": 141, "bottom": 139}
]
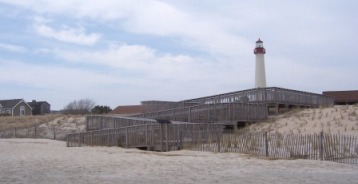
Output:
[
  {"left": 180, "top": 130, "right": 183, "bottom": 149},
  {"left": 107, "top": 130, "right": 110, "bottom": 147},
  {"left": 125, "top": 127, "right": 129, "bottom": 148},
  {"left": 264, "top": 132, "right": 269, "bottom": 157},
  {"left": 14, "top": 128, "right": 17, "bottom": 138},
  {"left": 66, "top": 134, "right": 69, "bottom": 147},
  {"left": 91, "top": 131, "right": 93, "bottom": 146},
  {"left": 53, "top": 127, "right": 56, "bottom": 140},
  {"left": 34, "top": 125, "right": 37, "bottom": 139},
  {"left": 145, "top": 124, "right": 148, "bottom": 148},
  {"left": 319, "top": 131, "right": 324, "bottom": 161},
  {"left": 78, "top": 133, "right": 81, "bottom": 147},
  {"left": 176, "top": 124, "right": 180, "bottom": 149},
  {"left": 188, "top": 107, "right": 191, "bottom": 122},
  {"left": 160, "top": 124, "right": 163, "bottom": 152},
  {"left": 165, "top": 124, "right": 169, "bottom": 152},
  {"left": 217, "top": 130, "right": 221, "bottom": 152}
]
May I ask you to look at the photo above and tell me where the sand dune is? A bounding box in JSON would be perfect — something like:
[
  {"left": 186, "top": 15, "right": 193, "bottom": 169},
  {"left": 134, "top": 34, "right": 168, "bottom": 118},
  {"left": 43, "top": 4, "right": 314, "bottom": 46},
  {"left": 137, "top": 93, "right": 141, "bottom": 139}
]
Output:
[
  {"left": 1, "top": 139, "right": 357, "bottom": 184},
  {"left": 247, "top": 105, "right": 358, "bottom": 135}
]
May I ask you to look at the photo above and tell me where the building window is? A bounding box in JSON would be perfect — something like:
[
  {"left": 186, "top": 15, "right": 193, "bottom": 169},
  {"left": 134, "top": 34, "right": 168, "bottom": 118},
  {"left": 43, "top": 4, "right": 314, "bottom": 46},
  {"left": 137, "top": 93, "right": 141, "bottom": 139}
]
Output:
[{"left": 20, "top": 106, "right": 25, "bottom": 116}]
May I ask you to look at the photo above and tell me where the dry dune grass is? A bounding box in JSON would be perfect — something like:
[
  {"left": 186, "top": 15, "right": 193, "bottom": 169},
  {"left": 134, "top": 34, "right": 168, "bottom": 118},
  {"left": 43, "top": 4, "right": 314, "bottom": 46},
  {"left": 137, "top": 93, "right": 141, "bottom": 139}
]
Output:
[
  {"left": 0, "top": 114, "right": 62, "bottom": 130},
  {"left": 246, "top": 105, "right": 358, "bottom": 135},
  {"left": 0, "top": 114, "right": 85, "bottom": 131}
]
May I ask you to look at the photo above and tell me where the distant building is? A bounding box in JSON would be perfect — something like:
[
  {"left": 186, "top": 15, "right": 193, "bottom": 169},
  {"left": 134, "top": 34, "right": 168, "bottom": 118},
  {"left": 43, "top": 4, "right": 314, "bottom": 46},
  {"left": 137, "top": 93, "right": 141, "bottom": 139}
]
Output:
[
  {"left": 27, "top": 100, "right": 51, "bottom": 115},
  {"left": 109, "top": 105, "right": 143, "bottom": 115},
  {"left": 0, "top": 99, "right": 32, "bottom": 116},
  {"left": 322, "top": 90, "right": 358, "bottom": 105}
]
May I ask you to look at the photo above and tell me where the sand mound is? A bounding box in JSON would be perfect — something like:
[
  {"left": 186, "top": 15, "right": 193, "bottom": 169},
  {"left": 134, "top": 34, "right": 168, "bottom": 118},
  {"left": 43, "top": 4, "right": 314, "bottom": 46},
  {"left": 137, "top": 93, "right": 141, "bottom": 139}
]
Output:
[{"left": 246, "top": 105, "right": 358, "bottom": 135}]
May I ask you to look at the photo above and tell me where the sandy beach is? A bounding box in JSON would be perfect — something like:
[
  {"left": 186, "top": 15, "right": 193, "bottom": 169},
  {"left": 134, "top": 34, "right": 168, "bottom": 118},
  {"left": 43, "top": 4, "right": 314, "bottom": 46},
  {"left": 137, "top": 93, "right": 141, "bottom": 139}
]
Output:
[{"left": 0, "top": 139, "right": 357, "bottom": 184}]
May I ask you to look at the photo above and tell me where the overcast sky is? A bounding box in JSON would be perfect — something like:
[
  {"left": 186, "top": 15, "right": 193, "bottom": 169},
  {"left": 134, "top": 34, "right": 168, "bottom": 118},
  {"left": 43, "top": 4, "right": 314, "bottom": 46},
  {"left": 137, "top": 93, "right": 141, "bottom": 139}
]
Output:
[{"left": 0, "top": 1, "right": 357, "bottom": 110}]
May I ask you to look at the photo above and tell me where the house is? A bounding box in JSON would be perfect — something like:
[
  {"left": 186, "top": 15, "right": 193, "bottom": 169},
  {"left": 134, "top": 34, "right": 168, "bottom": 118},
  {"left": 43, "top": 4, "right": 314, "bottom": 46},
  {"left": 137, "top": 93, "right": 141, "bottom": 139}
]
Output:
[
  {"left": 109, "top": 105, "right": 143, "bottom": 115},
  {"left": 0, "top": 99, "right": 32, "bottom": 116},
  {"left": 27, "top": 100, "right": 51, "bottom": 115},
  {"left": 322, "top": 90, "right": 358, "bottom": 105}
]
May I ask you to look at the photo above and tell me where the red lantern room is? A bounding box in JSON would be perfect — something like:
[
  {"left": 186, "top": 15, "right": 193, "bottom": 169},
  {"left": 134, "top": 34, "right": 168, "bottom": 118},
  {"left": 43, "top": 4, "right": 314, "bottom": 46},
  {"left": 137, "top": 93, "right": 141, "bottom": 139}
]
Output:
[{"left": 254, "top": 38, "right": 266, "bottom": 54}]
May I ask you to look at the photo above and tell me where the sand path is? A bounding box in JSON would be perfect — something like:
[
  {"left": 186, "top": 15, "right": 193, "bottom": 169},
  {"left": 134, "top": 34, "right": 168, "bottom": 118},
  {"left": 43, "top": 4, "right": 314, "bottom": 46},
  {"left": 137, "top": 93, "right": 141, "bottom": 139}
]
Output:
[{"left": 0, "top": 139, "right": 357, "bottom": 184}]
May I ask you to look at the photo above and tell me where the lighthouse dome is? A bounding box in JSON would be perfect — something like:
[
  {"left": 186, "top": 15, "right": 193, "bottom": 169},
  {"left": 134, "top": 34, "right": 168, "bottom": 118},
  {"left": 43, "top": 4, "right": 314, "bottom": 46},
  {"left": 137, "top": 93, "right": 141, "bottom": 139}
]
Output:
[{"left": 256, "top": 38, "right": 263, "bottom": 43}]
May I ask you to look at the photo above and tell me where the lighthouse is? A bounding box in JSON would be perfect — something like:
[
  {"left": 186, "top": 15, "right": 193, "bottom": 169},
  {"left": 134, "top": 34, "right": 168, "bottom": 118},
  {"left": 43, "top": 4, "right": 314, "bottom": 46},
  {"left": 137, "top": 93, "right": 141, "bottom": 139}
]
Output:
[{"left": 254, "top": 38, "right": 266, "bottom": 88}]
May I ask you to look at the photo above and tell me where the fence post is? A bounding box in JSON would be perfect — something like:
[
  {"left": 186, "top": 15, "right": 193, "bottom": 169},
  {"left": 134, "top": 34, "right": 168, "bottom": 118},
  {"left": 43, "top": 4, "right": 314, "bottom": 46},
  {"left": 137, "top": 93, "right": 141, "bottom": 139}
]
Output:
[
  {"left": 179, "top": 130, "right": 183, "bottom": 149},
  {"left": 78, "top": 133, "right": 81, "bottom": 147},
  {"left": 107, "top": 130, "right": 110, "bottom": 147},
  {"left": 91, "top": 131, "right": 93, "bottom": 146},
  {"left": 125, "top": 127, "right": 129, "bottom": 148},
  {"left": 319, "top": 131, "right": 324, "bottom": 161},
  {"left": 14, "top": 128, "right": 17, "bottom": 138},
  {"left": 160, "top": 124, "right": 163, "bottom": 152},
  {"left": 34, "top": 125, "right": 37, "bottom": 139},
  {"left": 53, "top": 127, "right": 56, "bottom": 140},
  {"left": 165, "top": 124, "right": 169, "bottom": 152},
  {"left": 66, "top": 134, "right": 69, "bottom": 147},
  {"left": 264, "top": 132, "right": 269, "bottom": 157},
  {"left": 146, "top": 124, "right": 148, "bottom": 147},
  {"left": 217, "top": 133, "right": 221, "bottom": 153}
]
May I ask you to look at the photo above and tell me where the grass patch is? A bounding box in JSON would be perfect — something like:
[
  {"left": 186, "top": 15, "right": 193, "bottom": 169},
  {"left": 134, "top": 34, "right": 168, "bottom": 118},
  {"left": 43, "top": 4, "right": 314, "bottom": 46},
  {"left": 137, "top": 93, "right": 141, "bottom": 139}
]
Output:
[{"left": 0, "top": 114, "right": 63, "bottom": 130}]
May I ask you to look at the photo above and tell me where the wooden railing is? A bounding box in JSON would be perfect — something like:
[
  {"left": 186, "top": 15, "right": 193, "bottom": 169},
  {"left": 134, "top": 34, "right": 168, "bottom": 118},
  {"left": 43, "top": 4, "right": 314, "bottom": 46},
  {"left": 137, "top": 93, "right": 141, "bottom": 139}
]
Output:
[
  {"left": 87, "top": 103, "right": 268, "bottom": 131},
  {"left": 179, "top": 87, "right": 334, "bottom": 107},
  {"left": 67, "top": 123, "right": 223, "bottom": 152},
  {"left": 133, "top": 103, "right": 267, "bottom": 123},
  {"left": 86, "top": 116, "right": 158, "bottom": 131}
]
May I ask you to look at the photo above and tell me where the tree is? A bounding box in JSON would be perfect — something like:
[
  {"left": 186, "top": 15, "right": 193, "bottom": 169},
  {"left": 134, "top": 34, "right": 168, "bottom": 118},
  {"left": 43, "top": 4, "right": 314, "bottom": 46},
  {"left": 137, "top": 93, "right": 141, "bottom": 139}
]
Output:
[
  {"left": 91, "top": 105, "right": 112, "bottom": 114},
  {"left": 62, "top": 98, "right": 95, "bottom": 114}
]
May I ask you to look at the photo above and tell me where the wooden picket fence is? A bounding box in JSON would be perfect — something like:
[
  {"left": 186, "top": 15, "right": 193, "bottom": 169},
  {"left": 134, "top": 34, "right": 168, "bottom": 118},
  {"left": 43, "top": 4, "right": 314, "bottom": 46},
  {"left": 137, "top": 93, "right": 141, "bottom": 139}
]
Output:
[
  {"left": 67, "top": 122, "right": 358, "bottom": 164},
  {"left": 190, "top": 131, "right": 358, "bottom": 164},
  {"left": 0, "top": 126, "right": 76, "bottom": 140}
]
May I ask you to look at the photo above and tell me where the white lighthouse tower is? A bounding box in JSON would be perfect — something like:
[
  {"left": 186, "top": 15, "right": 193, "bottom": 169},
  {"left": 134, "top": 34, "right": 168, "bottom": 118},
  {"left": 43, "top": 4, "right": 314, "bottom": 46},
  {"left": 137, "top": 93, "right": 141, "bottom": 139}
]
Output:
[{"left": 254, "top": 38, "right": 266, "bottom": 88}]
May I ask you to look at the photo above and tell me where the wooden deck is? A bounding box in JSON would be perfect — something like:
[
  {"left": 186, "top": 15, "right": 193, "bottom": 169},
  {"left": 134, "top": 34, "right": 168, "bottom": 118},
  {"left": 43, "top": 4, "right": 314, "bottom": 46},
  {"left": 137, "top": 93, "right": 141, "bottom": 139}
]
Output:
[
  {"left": 86, "top": 87, "right": 333, "bottom": 131},
  {"left": 141, "top": 87, "right": 334, "bottom": 114}
]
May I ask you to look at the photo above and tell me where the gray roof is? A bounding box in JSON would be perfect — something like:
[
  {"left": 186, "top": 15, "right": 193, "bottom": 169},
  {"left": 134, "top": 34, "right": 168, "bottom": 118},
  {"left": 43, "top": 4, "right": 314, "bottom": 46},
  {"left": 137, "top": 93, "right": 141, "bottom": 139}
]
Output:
[
  {"left": 28, "top": 101, "right": 50, "bottom": 106},
  {"left": 0, "top": 99, "right": 23, "bottom": 108}
]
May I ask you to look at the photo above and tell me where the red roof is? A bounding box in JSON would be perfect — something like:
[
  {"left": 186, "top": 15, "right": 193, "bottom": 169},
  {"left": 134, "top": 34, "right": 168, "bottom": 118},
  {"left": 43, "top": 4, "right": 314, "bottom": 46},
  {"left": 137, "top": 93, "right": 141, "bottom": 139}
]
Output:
[
  {"left": 323, "top": 90, "right": 358, "bottom": 104},
  {"left": 109, "top": 105, "right": 143, "bottom": 115}
]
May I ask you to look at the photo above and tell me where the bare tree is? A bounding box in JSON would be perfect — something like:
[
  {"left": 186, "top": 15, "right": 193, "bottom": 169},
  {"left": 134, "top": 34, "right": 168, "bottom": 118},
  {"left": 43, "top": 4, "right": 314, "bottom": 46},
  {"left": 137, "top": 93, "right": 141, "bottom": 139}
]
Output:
[{"left": 63, "top": 98, "right": 95, "bottom": 114}]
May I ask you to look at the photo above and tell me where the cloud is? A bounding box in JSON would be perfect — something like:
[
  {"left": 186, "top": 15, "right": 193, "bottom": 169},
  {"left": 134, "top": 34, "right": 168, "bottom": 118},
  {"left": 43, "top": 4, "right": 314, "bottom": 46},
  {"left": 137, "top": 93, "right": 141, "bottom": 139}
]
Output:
[
  {"left": 0, "top": 59, "right": 120, "bottom": 90},
  {"left": 0, "top": 42, "right": 27, "bottom": 52},
  {"left": 32, "top": 21, "right": 101, "bottom": 45},
  {"left": 1, "top": 0, "right": 251, "bottom": 57},
  {"left": 52, "top": 44, "right": 228, "bottom": 81}
]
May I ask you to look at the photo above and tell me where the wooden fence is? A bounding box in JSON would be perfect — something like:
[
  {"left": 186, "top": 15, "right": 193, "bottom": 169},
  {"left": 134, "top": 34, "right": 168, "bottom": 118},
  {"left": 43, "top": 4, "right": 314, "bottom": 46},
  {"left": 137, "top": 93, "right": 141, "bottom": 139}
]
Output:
[
  {"left": 67, "top": 123, "right": 223, "bottom": 152},
  {"left": 67, "top": 123, "right": 358, "bottom": 164},
  {"left": 188, "top": 131, "right": 358, "bottom": 164},
  {"left": 0, "top": 126, "right": 76, "bottom": 140}
]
